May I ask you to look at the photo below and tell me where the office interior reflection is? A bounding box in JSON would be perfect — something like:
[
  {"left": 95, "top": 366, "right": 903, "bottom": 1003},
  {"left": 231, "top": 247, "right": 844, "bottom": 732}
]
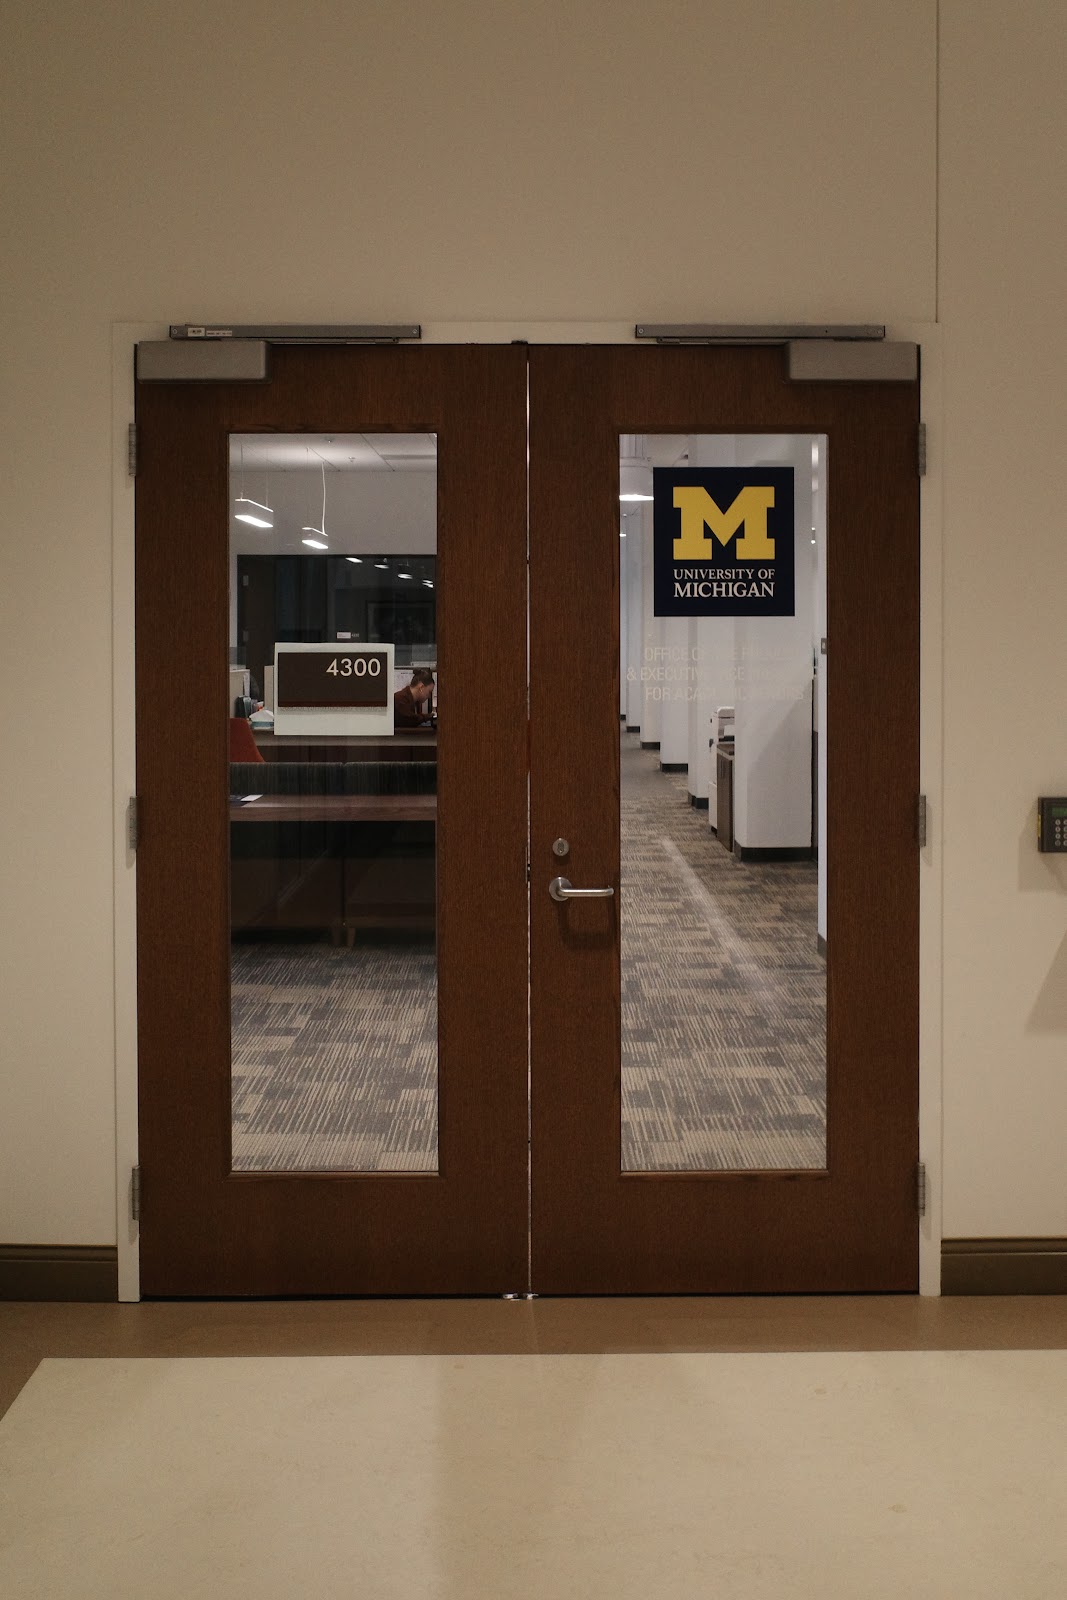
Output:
[
  {"left": 227, "top": 434, "right": 439, "bottom": 1172},
  {"left": 619, "top": 434, "right": 828, "bottom": 1171}
]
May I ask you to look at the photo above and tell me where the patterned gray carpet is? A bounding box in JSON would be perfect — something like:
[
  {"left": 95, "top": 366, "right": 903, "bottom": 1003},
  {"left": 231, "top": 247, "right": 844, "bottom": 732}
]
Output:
[
  {"left": 619, "top": 737, "right": 825, "bottom": 1171},
  {"left": 231, "top": 941, "right": 438, "bottom": 1172},
  {"left": 230, "top": 735, "right": 825, "bottom": 1173}
]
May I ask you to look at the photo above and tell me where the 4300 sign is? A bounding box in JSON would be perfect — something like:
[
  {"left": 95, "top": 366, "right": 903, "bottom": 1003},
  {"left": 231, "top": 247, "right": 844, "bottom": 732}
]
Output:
[{"left": 276, "top": 648, "right": 390, "bottom": 708}]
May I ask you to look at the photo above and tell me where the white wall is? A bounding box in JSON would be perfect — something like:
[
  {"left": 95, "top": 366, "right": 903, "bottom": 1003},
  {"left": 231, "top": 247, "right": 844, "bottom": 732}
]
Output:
[
  {"left": 1, "top": 0, "right": 1062, "bottom": 1247},
  {"left": 720, "top": 436, "right": 817, "bottom": 853},
  {"left": 686, "top": 435, "right": 740, "bottom": 806},
  {"left": 230, "top": 467, "right": 437, "bottom": 559},
  {"left": 656, "top": 619, "right": 691, "bottom": 766},
  {"left": 623, "top": 520, "right": 644, "bottom": 729}
]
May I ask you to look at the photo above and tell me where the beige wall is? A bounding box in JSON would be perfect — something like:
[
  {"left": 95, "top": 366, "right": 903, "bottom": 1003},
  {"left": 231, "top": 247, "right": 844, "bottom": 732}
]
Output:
[
  {"left": 939, "top": 1, "right": 1067, "bottom": 1235},
  {"left": 0, "top": 0, "right": 1062, "bottom": 1246}
]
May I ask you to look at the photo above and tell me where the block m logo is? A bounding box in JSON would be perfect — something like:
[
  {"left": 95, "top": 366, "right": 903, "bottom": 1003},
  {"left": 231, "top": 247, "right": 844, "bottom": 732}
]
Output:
[{"left": 672, "top": 485, "right": 776, "bottom": 562}]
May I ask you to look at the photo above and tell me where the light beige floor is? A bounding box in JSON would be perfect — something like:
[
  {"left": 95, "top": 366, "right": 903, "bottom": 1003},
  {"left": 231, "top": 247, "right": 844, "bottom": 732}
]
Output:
[
  {"left": 3, "top": 1346, "right": 1067, "bottom": 1598},
  {"left": 4, "top": 1296, "right": 1067, "bottom": 1421}
]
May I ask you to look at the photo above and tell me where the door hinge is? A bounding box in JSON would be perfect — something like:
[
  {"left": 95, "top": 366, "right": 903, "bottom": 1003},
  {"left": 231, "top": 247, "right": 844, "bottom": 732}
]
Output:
[
  {"left": 917, "top": 794, "right": 928, "bottom": 849},
  {"left": 916, "top": 1161, "right": 927, "bottom": 1217},
  {"left": 917, "top": 421, "right": 927, "bottom": 477},
  {"left": 526, "top": 861, "right": 531, "bottom": 884},
  {"left": 127, "top": 422, "right": 138, "bottom": 477},
  {"left": 127, "top": 796, "right": 140, "bottom": 852},
  {"left": 131, "top": 1165, "right": 142, "bottom": 1223}
]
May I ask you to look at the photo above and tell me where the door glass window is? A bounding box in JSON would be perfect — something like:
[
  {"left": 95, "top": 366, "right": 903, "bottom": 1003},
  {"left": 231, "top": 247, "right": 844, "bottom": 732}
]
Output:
[
  {"left": 619, "top": 434, "right": 827, "bottom": 1172},
  {"left": 228, "top": 434, "right": 439, "bottom": 1172}
]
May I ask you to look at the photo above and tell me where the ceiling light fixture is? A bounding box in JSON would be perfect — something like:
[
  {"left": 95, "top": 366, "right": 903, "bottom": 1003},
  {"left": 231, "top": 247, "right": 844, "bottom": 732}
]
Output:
[
  {"left": 234, "top": 497, "right": 274, "bottom": 528},
  {"left": 398, "top": 572, "right": 413, "bottom": 580},
  {"left": 619, "top": 493, "right": 653, "bottom": 502},
  {"left": 374, "top": 560, "right": 388, "bottom": 570},
  {"left": 234, "top": 440, "right": 274, "bottom": 528},
  {"left": 301, "top": 456, "right": 329, "bottom": 548},
  {"left": 346, "top": 556, "right": 362, "bottom": 564}
]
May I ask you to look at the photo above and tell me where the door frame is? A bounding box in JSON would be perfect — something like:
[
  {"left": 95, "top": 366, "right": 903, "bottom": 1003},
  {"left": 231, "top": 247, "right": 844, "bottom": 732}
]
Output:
[{"left": 110, "top": 320, "right": 943, "bottom": 1301}]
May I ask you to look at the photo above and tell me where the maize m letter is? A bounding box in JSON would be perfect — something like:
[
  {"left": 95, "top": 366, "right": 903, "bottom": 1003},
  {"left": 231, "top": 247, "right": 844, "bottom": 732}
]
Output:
[{"left": 672, "top": 486, "right": 776, "bottom": 562}]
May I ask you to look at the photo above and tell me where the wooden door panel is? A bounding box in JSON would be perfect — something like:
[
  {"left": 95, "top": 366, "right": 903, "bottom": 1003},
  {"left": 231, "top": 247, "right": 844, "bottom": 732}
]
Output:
[
  {"left": 137, "top": 340, "right": 919, "bottom": 1298},
  {"left": 528, "top": 344, "right": 919, "bottom": 1294},
  {"left": 136, "top": 345, "right": 529, "bottom": 1295}
]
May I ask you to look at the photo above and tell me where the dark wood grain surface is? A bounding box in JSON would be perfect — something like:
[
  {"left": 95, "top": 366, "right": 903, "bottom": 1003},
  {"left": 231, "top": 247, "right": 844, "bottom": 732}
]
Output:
[
  {"left": 528, "top": 344, "right": 920, "bottom": 1294},
  {"left": 138, "top": 341, "right": 919, "bottom": 1298},
  {"left": 229, "top": 795, "right": 436, "bottom": 823},
  {"left": 253, "top": 733, "right": 437, "bottom": 762},
  {"left": 137, "top": 345, "right": 528, "bottom": 1296}
]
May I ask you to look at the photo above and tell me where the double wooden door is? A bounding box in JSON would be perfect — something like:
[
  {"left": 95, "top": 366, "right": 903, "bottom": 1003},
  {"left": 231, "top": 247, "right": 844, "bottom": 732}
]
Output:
[{"left": 136, "top": 341, "right": 919, "bottom": 1296}]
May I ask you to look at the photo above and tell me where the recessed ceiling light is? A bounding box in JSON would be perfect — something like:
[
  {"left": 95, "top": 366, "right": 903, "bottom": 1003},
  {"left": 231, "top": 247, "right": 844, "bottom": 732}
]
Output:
[{"left": 619, "top": 493, "right": 653, "bottom": 502}]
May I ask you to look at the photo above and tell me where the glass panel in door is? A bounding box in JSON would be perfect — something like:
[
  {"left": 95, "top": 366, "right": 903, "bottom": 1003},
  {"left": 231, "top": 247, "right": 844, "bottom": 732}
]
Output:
[
  {"left": 228, "top": 433, "right": 439, "bottom": 1172},
  {"left": 619, "top": 433, "right": 828, "bottom": 1171}
]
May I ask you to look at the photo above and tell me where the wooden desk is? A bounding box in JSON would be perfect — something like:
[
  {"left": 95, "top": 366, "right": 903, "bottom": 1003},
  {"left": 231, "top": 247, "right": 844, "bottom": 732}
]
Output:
[
  {"left": 230, "top": 793, "right": 437, "bottom": 941},
  {"left": 253, "top": 732, "right": 437, "bottom": 763},
  {"left": 230, "top": 794, "right": 436, "bottom": 824}
]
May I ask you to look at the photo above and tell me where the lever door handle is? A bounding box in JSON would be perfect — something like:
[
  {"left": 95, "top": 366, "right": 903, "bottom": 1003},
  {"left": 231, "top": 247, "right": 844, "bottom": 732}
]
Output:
[{"left": 549, "top": 876, "right": 615, "bottom": 903}]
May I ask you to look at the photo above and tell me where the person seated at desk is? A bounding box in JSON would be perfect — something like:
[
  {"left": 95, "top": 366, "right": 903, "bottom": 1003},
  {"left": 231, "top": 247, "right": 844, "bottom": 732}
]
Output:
[{"left": 393, "top": 668, "right": 436, "bottom": 728}]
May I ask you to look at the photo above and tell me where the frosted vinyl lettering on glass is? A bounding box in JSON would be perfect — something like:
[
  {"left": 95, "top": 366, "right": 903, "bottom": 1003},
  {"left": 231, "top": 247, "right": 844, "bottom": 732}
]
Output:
[
  {"left": 619, "top": 434, "right": 828, "bottom": 1172},
  {"left": 227, "top": 434, "right": 439, "bottom": 1173}
]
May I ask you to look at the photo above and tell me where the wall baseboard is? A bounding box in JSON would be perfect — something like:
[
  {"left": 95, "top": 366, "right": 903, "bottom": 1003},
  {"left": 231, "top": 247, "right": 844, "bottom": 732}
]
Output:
[
  {"left": 688, "top": 793, "right": 709, "bottom": 810},
  {"left": 0, "top": 1245, "right": 118, "bottom": 1302},
  {"left": 640, "top": 740, "right": 661, "bottom": 751},
  {"left": 942, "top": 1238, "right": 1067, "bottom": 1295},
  {"left": 659, "top": 761, "right": 687, "bottom": 774},
  {"left": 733, "top": 844, "right": 815, "bottom": 863},
  {"left": 7, "top": 1240, "right": 1061, "bottom": 1297}
]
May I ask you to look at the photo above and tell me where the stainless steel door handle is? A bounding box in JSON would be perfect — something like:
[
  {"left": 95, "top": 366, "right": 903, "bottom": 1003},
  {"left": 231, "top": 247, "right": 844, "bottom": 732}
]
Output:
[{"left": 549, "top": 876, "right": 615, "bottom": 903}]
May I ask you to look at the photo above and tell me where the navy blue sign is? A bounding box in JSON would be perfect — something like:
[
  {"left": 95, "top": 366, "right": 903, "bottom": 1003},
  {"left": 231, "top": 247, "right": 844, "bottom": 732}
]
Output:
[{"left": 653, "top": 467, "right": 796, "bottom": 617}]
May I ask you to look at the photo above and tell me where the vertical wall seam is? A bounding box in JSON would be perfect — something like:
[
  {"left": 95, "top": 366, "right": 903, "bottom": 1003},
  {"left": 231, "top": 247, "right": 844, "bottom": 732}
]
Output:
[{"left": 935, "top": 0, "right": 941, "bottom": 324}]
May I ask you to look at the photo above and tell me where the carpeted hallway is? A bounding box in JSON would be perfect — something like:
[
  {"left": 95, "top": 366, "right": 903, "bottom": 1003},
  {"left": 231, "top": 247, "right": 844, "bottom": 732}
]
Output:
[{"left": 230, "top": 734, "right": 825, "bottom": 1173}]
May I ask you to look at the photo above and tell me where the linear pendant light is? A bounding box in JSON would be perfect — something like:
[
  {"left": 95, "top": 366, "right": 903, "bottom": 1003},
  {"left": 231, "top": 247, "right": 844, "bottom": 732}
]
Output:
[
  {"left": 234, "top": 497, "right": 274, "bottom": 528},
  {"left": 234, "top": 441, "right": 273, "bottom": 527},
  {"left": 302, "top": 455, "right": 329, "bottom": 549}
]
